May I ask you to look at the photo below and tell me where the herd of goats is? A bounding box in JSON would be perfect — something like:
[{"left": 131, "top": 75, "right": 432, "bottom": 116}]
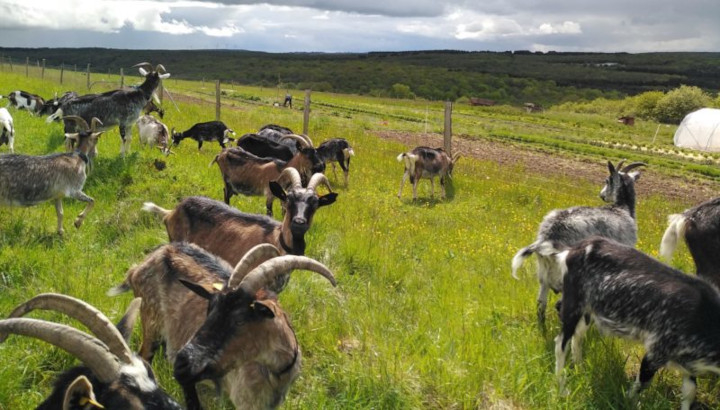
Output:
[{"left": 1, "top": 62, "right": 720, "bottom": 410}]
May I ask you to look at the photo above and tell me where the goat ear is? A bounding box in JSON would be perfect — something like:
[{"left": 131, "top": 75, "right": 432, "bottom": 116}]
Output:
[
  {"left": 252, "top": 300, "right": 276, "bottom": 319},
  {"left": 318, "top": 192, "right": 338, "bottom": 207},
  {"left": 628, "top": 171, "right": 641, "bottom": 181},
  {"left": 269, "top": 181, "right": 287, "bottom": 201},
  {"left": 159, "top": 73, "right": 171, "bottom": 79},
  {"left": 65, "top": 133, "right": 79, "bottom": 141},
  {"left": 138, "top": 67, "right": 149, "bottom": 77},
  {"left": 179, "top": 279, "right": 224, "bottom": 300}
]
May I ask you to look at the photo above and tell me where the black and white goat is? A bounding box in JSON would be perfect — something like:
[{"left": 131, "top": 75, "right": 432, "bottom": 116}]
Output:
[
  {"left": 511, "top": 160, "right": 645, "bottom": 323},
  {"left": 47, "top": 63, "right": 170, "bottom": 157},
  {"left": 660, "top": 196, "right": 720, "bottom": 288},
  {"left": 316, "top": 138, "right": 354, "bottom": 187},
  {"left": 172, "top": 121, "right": 235, "bottom": 150},
  {"left": 555, "top": 236, "right": 720, "bottom": 410},
  {"left": 2, "top": 90, "right": 45, "bottom": 114},
  {"left": 397, "top": 146, "right": 459, "bottom": 199},
  {"left": 0, "top": 293, "right": 182, "bottom": 409},
  {"left": 137, "top": 115, "right": 172, "bottom": 155},
  {"left": 0, "top": 116, "right": 102, "bottom": 235},
  {"left": 0, "top": 107, "right": 14, "bottom": 153}
]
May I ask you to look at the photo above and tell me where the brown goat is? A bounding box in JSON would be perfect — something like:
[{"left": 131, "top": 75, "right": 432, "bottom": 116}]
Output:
[
  {"left": 397, "top": 146, "right": 460, "bottom": 200},
  {"left": 211, "top": 146, "right": 325, "bottom": 216},
  {"left": 108, "top": 242, "right": 336, "bottom": 410},
  {"left": 142, "top": 169, "right": 337, "bottom": 265}
]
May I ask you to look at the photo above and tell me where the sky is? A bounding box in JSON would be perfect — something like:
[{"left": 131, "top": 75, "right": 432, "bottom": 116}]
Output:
[{"left": 0, "top": 0, "right": 719, "bottom": 53}]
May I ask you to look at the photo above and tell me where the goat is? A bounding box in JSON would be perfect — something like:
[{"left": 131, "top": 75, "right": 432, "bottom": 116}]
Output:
[
  {"left": 660, "top": 196, "right": 720, "bottom": 288},
  {"left": 316, "top": 138, "right": 355, "bottom": 187},
  {"left": 39, "top": 91, "right": 79, "bottom": 118},
  {"left": 47, "top": 63, "right": 170, "bottom": 157},
  {"left": 142, "top": 98, "right": 165, "bottom": 119},
  {"left": 257, "top": 124, "right": 313, "bottom": 154},
  {"left": 137, "top": 115, "right": 172, "bottom": 155},
  {"left": 108, "top": 242, "right": 336, "bottom": 410},
  {"left": 236, "top": 133, "right": 305, "bottom": 161},
  {"left": 172, "top": 121, "right": 236, "bottom": 150},
  {"left": 0, "top": 293, "right": 183, "bottom": 409},
  {"left": 0, "top": 116, "right": 102, "bottom": 235},
  {"left": 0, "top": 107, "right": 14, "bottom": 153},
  {"left": 511, "top": 160, "right": 645, "bottom": 323},
  {"left": 555, "top": 236, "right": 720, "bottom": 410},
  {"left": 397, "top": 146, "right": 460, "bottom": 199},
  {"left": 211, "top": 147, "right": 326, "bottom": 216},
  {"left": 142, "top": 169, "right": 337, "bottom": 264},
  {"left": 2, "top": 90, "right": 45, "bottom": 114}
]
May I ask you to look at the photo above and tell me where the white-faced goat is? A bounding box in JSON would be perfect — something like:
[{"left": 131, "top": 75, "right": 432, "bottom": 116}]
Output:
[
  {"left": 0, "top": 293, "right": 182, "bottom": 409},
  {"left": 142, "top": 169, "right": 337, "bottom": 265},
  {"left": 0, "top": 107, "right": 14, "bottom": 153},
  {"left": 137, "top": 115, "right": 172, "bottom": 155},
  {"left": 316, "top": 138, "right": 355, "bottom": 187},
  {"left": 0, "top": 116, "right": 102, "bottom": 235},
  {"left": 511, "top": 160, "right": 645, "bottom": 323},
  {"left": 397, "top": 146, "right": 460, "bottom": 200},
  {"left": 660, "top": 196, "right": 720, "bottom": 288},
  {"left": 108, "top": 242, "right": 336, "bottom": 410},
  {"left": 554, "top": 236, "right": 720, "bottom": 410},
  {"left": 211, "top": 147, "right": 326, "bottom": 215},
  {"left": 2, "top": 90, "right": 46, "bottom": 114},
  {"left": 47, "top": 63, "right": 170, "bottom": 157},
  {"left": 172, "top": 121, "right": 236, "bottom": 150}
]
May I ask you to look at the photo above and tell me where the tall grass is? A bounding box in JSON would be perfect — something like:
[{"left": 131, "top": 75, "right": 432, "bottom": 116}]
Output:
[{"left": 0, "top": 70, "right": 708, "bottom": 409}]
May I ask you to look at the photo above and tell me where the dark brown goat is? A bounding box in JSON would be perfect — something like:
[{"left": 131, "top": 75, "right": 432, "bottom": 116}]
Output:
[{"left": 397, "top": 146, "right": 460, "bottom": 200}]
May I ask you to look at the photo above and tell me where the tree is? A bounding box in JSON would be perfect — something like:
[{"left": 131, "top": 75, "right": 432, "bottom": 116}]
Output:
[
  {"left": 389, "top": 83, "right": 415, "bottom": 99},
  {"left": 654, "top": 85, "right": 712, "bottom": 124}
]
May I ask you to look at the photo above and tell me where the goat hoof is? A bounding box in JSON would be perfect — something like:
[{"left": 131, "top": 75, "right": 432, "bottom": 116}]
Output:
[{"left": 74, "top": 219, "right": 83, "bottom": 229}]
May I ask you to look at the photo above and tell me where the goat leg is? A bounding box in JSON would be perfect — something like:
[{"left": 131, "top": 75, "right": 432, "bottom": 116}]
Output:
[
  {"left": 70, "top": 191, "right": 94, "bottom": 229},
  {"left": 54, "top": 199, "right": 64, "bottom": 236}
]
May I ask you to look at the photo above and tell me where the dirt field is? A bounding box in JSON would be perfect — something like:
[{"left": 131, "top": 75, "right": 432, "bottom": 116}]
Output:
[{"left": 377, "top": 130, "right": 719, "bottom": 205}]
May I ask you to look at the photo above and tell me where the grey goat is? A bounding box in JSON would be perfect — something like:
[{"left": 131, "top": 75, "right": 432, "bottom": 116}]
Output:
[
  {"left": 511, "top": 160, "right": 645, "bottom": 323},
  {"left": 47, "top": 63, "right": 169, "bottom": 157},
  {"left": 0, "top": 116, "right": 102, "bottom": 235}
]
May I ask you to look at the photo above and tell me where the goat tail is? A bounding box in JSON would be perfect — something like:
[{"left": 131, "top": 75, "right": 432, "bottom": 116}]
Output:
[
  {"left": 397, "top": 152, "right": 418, "bottom": 176},
  {"left": 107, "top": 281, "right": 131, "bottom": 297},
  {"left": 142, "top": 201, "right": 171, "bottom": 218},
  {"left": 660, "top": 213, "right": 687, "bottom": 262},
  {"left": 46, "top": 108, "right": 63, "bottom": 124},
  {"left": 511, "top": 244, "right": 536, "bottom": 280}
]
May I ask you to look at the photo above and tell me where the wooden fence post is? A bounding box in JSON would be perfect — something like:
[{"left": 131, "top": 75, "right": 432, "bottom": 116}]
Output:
[
  {"left": 25, "top": 57, "right": 29, "bottom": 77},
  {"left": 41, "top": 59, "right": 46, "bottom": 79},
  {"left": 444, "top": 101, "right": 453, "bottom": 155},
  {"left": 86, "top": 64, "right": 91, "bottom": 90},
  {"left": 120, "top": 68, "right": 124, "bottom": 88},
  {"left": 9, "top": 57, "right": 13, "bottom": 72},
  {"left": 60, "top": 63, "right": 64, "bottom": 84},
  {"left": 303, "top": 89, "right": 311, "bottom": 135},
  {"left": 215, "top": 80, "right": 221, "bottom": 121}
]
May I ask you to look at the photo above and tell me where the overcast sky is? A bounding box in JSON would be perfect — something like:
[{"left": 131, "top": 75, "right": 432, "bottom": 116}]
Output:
[{"left": 1, "top": 0, "right": 718, "bottom": 53}]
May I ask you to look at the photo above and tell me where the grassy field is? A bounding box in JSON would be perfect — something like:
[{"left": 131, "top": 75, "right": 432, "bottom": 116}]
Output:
[{"left": 0, "top": 69, "right": 712, "bottom": 409}]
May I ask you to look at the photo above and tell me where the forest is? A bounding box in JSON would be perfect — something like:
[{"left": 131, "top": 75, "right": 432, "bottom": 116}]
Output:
[{"left": 1, "top": 47, "right": 719, "bottom": 106}]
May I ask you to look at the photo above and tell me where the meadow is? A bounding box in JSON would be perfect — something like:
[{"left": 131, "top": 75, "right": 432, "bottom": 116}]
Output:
[{"left": 0, "top": 67, "right": 712, "bottom": 409}]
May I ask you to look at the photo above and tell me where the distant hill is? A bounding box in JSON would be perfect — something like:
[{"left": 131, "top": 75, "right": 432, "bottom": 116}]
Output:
[{"left": 1, "top": 48, "right": 718, "bottom": 106}]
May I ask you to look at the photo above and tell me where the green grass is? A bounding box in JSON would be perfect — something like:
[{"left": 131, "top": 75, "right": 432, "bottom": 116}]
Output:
[{"left": 0, "top": 69, "right": 711, "bottom": 409}]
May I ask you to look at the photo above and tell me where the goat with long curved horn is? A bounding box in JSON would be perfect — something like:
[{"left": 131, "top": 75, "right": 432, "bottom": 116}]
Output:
[
  {"left": 307, "top": 172, "right": 333, "bottom": 192},
  {"left": 236, "top": 254, "right": 336, "bottom": 295}
]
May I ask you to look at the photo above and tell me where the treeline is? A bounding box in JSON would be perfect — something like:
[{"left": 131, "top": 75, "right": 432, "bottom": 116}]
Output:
[{"left": 1, "top": 48, "right": 719, "bottom": 106}]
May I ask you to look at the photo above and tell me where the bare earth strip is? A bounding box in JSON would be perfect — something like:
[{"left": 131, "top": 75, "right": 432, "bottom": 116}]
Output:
[{"left": 376, "top": 130, "right": 719, "bottom": 205}]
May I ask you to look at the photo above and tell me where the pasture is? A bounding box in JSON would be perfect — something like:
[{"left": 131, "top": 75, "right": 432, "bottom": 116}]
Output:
[{"left": 0, "top": 69, "right": 713, "bottom": 409}]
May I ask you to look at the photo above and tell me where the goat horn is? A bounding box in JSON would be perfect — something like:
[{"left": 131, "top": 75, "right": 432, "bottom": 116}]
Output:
[
  {"left": 155, "top": 64, "right": 167, "bottom": 73},
  {"left": 63, "top": 115, "right": 90, "bottom": 131},
  {"left": 281, "top": 134, "right": 311, "bottom": 148},
  {"left": 307, "top": 173, "right": 332, "bottom": 192},
  {"left": 452, "top": 152, "right": 461, "bottom": 162},
  {"left": 0, "top": 293, "right": 134, "bottom": 364},
  {"left": 228, "top": 244, "right": 281, "bottom": 289},
  {"left": 621, "top": 162, "right": 646, "bottom": 173},
  {"left": 0, "top": 318, "right": 121, "bottom": 383},
  {"left": 299, "top": 134, "right": 314, "bottom": 147},
  {"left": 276, "top": 167, "right": 303, "bottom": 189},
  {"left": 238, "top": 255, "right": 336, "bottom": 296},
  {"left": 616, "top": 159, "right": 626, "bottom": 171},
  {"left": 90, "top": 117, "right": 103, "bottom": 132},
  {"left": 132, "top": 62, "right": 153, "bottom": 70}
]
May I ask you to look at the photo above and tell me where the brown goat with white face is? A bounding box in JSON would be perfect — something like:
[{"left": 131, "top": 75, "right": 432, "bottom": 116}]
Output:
[
  {"left": 211, "top": 145, "right": 326, "bottom": 216},
  {"left": 397, "top": 146, "right": 460, "bottom": 200},
  {"left": 142, "top": 169, "right": 337, "bottom": 264},
  {"left": 109, "top": 243, "right": 336, "bottom": 410}
]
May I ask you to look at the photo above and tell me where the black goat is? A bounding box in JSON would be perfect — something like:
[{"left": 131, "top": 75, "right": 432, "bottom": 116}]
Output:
[
  {"left": 555, "top": 236, "right": 720, "bottom": 410},
  {"left": 660, "top": 196, "right": 720, "bottom": 288},
  {"left": 257, "top": 124, "right": 313, "bottom": 154},
  {"left": 316, "top": 138, "right": 355, "bottom": 186},
  {"left": 47, "top": 63, "right": 170, "bottom": 157},
  {"left": 172, "top": 121, "right": 235, "bottom": 150},
  {"left": 0, "top": 294, "right": 182, "bottom": 409},
  {"left": 39, "top": 91, "right": 79, "bottom": 117},
  {"left": 236, "top": 132, "right": 311, "bottom": 161}
]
